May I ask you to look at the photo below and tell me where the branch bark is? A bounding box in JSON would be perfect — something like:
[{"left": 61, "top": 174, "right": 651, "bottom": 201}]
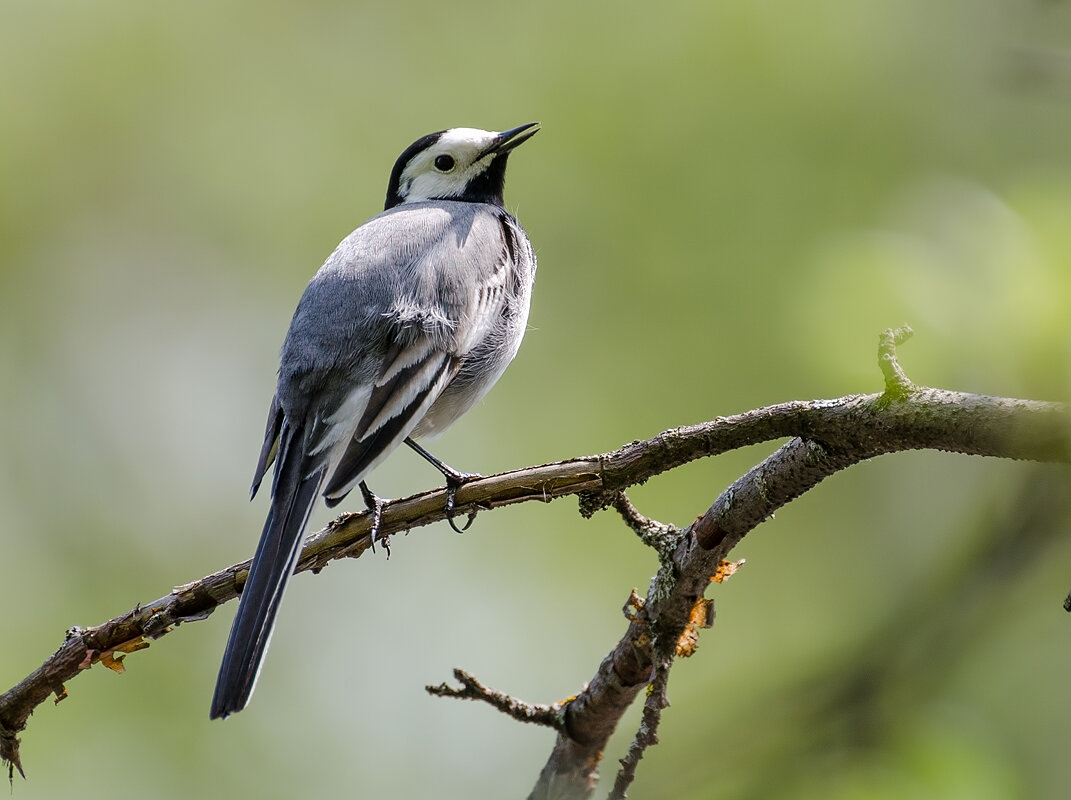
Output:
[{"left": 1, "top": 334, "right": 1068, "bottom": 789}]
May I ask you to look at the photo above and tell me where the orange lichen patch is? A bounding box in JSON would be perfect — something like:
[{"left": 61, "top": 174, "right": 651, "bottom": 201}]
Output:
[
  {"left": 712, "top": 558, "right": 746, "bottom": 583},
  {"left": 96, "top": 637, "right": 150, "bottom": 674},
  {"left": 676, "top": 598, "right": 714, "bottom": 658},
  {"left": 99, "top": 652, "right": 127, "bottom": 674}
]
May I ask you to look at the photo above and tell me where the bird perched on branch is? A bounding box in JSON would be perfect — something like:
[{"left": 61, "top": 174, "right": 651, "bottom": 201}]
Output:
[{"left": 211, "top": 123, "right": 540, "bottom": 719}]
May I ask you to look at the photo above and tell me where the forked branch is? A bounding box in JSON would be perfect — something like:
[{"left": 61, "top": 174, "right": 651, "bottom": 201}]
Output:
[{"left": 2, "top": 331, "right": 1068, "bottom": 790}]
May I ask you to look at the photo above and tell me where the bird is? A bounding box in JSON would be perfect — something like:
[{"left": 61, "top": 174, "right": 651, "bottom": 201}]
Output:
[{"left": 210, "top": 123, "right": 540, "bottom": 719}]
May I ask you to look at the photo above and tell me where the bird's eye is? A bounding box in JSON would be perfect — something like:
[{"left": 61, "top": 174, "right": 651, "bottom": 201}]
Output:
[{"left": 434, "top": 154, "right": 455, "bottom": 172}]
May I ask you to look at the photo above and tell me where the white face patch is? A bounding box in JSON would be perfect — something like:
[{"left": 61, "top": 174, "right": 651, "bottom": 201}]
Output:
[{"left": 397, "top": 128, "right": 502, "bottom": 203}]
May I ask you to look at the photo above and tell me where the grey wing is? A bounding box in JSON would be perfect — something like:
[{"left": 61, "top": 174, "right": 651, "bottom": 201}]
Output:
[
  {"left": 256, "top": 202, "right": 520, "bottom": 507},
  {"left": 250, "top": 394, "right": 282, "bottom": 499},
  {"left": 411, "top": 206, "right": 536, "bottom": 438}
]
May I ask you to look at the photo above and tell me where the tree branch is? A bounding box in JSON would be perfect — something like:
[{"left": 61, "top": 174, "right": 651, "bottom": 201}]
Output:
[
  {"left": 2, "top": 334, "right": 1068, "bottom": 787},
  {"left": 527, "top": 335, "right": 1070, "bottom": 797}
]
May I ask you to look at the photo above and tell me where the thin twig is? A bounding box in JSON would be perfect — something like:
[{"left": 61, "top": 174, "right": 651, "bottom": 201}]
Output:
[
  {"left": 611, "top": 491, "right": 680, "bottom": 555},
  {"left": 609, "top": 649, "right": 672, "bottom": 799},
  {"left": 878, "top": 325, "right": 915, "bottom": 397},
  {"left": 427, "top": 668, "right": 566, "bottom": 731}
]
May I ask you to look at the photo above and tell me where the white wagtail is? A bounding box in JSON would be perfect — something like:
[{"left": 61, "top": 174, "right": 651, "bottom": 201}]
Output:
[{"left": 211, "top": 123, "right": 540, "bottom": 719}]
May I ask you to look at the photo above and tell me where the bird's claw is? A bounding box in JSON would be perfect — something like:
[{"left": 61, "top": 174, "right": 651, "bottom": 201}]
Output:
[
  {"left": 359, "top": 481, "right": 390, "bottom": 551},
  {"left": 444, "top": 473, "right": 479, "bottom": 534}
]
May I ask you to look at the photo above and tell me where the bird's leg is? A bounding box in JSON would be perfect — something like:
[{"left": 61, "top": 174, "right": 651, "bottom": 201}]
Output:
[
  {"left": 404, "top": 438, "right": 479, "bottom": 533},
  {"left": 359, "top": 480, "right": 389, "bottom": 551}
]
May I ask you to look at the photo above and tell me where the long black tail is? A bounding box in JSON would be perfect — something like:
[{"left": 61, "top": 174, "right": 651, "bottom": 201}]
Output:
[{"left": 211, "top": 425, "right": 323, "bottom": 719}]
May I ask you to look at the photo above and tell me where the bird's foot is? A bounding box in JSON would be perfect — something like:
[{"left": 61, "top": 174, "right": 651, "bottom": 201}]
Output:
[
  {"left": 359, "top": 480, "right": 390, "bottom": 552},
  {"left": 444, "top": 471, "right": 480, "bottom": 534},
  {"left": 404, "top": 438, "right": 482, "bottom": 534}
]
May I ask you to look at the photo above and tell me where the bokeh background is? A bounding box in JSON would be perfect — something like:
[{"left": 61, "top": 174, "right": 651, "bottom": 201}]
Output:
[{"left": 3, "top": 1, "right": 1071, "bottom": 798}]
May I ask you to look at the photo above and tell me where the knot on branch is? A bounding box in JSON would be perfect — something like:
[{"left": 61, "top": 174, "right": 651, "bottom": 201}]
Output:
[{"left": 578, "top": 489, "right": 616, "bottom": 518}]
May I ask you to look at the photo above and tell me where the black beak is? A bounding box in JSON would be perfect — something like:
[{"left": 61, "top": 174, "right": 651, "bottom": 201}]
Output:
[{"left": 480, "top": 122, "right": 541, "bottom": 160}]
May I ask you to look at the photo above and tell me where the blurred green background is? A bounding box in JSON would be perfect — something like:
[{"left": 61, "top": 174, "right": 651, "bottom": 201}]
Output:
[{"left": 2, "top": 1, "right": 1071, "bottom": 798}]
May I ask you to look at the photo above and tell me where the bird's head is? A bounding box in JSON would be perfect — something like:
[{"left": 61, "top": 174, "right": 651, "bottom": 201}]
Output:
[{"left": 384, "top": 123, "right": 540, "bottom": 210}]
